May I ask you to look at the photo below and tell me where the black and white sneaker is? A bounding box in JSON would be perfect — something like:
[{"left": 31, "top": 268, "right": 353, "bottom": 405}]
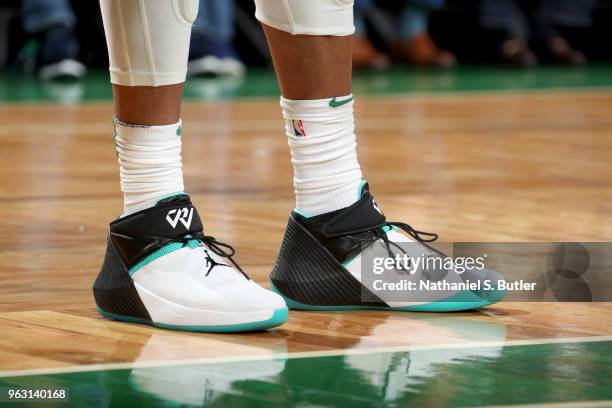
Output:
[
  {"left": 270, "top": 183, "right": 505, "bottom": 312},
  {"left": 93, "top": 194, "right": 287, "bottom": 332}
]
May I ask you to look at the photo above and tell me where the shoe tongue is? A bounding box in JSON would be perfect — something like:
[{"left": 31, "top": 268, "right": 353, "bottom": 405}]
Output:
[
  {"left": 318, "top": 181, "right": 386, "bottom": 237},
  {"left": 112, "top": 193, "right": 203, "bottom": 239},
  {"left": 155, "top": 193, "right": 191, "bottom": 207}
]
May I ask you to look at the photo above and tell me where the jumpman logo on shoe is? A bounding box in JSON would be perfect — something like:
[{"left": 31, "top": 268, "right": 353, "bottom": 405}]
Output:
[{"left": 203, "top": 249, "right": 228, "bottom": 276}]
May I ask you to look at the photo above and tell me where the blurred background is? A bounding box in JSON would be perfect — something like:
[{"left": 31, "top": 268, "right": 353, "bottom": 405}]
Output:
[{"left": 1, "top": 0, "right": 612, "bottom": 102}]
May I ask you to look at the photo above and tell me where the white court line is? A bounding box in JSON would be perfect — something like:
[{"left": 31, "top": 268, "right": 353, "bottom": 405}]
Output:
[
  {"left": 474, "top": 401, "right": 612, "bottom": 408},
  {"left": 1, "top": 334, "right": 611, "bottom": 378}
]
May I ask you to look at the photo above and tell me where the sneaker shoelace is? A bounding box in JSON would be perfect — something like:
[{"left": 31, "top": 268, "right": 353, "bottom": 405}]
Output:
[
  {"left": 118, "top": 231, "right": 249, "bottom": 279},
  {"left": 352, "top": 222, "right": 439, "bottom": 269},
  {"left": 180, "top": 232, "right": 249, "bottom": 279}
]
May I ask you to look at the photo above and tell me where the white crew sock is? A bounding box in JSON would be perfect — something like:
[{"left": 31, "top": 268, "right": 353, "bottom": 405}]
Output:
[
  {"left": 113, "top": 118, "right": 185, "bottom": 215},
  {"left": 281, "top": 94, "right": 364, "bottom": 217}
]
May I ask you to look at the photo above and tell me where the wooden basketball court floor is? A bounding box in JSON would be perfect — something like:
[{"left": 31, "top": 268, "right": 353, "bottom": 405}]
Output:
[{"left": 1, "top": 79, "right": 612, "bottom": 406}]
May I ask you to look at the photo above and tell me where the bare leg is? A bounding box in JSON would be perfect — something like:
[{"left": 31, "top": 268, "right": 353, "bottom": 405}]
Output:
[
  {"left": 262, "top": 24, "right": 352, "bottom": 100},
  {"left": 261, "top": 23, "right": 362, "bottom": 216},
  {"left": 113, "top": 84, "right": 183, "bottom": 126}
]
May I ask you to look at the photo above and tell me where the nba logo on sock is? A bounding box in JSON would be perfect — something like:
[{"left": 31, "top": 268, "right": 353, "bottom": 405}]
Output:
[{"left": 292, "top": 120, "right": 306, "bottom": 137}]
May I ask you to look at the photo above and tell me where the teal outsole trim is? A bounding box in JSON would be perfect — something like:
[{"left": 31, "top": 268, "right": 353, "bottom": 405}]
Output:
[
  {"left": 96, "top": 306, "right": 288, "bottom": 333},
  {"left": 269, "top": 281, "right": 503, "bottom": 312}
]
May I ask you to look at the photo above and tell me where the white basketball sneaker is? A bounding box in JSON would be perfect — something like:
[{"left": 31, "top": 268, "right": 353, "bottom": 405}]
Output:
[
  {"left": 93, "top": 194, "right": 287, "bottom": 332},
  {"left": 270, "top": 182, "right": 505, "bottom": 311}
]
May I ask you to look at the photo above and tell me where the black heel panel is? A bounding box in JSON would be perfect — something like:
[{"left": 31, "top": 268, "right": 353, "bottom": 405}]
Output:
[
  {"left": 93, "top": 236, "right": 151, "bottom": 320},
  {"left": 271, "top": 216, "right": 385, "bottom": 307}
]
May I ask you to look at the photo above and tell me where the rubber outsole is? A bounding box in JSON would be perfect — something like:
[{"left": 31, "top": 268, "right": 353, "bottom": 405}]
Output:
[
  {"left": 96, "top": 305, "right": 288, "bottom": 333},
  {"left": 270, "top": 281, "right": 502, "bottom": 312}
]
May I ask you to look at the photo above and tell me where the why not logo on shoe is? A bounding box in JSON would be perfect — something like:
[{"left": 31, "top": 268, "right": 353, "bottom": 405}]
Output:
[{"left": 166, "top": 207, "right": 194, "bottom": 229}]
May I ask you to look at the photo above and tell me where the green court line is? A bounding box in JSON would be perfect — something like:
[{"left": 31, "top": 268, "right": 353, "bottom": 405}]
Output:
[
  {"left": 478, "top": 401, "right": 612, "bottom": 408},
  {"left": 0, "top": 339, "right": 611, "bottom": 407},
  {"left": 2, "top": 65, "right": 612, "bottom": 103},
  {"left": 2, "top": 335, "right": 612, "bottom": 378}
]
